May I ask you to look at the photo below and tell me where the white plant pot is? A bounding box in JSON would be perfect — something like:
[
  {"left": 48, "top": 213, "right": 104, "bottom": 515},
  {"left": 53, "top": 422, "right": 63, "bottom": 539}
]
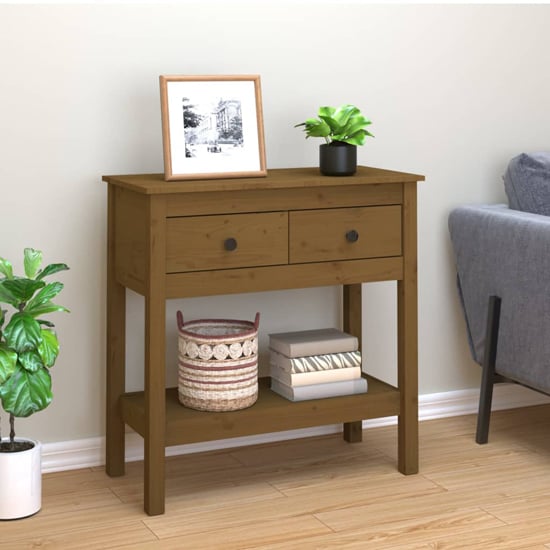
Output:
[{"left": 0, "top": 438, "right": 41, "bottom": 520}]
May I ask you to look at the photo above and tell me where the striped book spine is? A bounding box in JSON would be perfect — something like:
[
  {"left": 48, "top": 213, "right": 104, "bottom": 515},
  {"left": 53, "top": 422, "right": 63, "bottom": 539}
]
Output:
[{"left": 270, "top": 350, "right": 362, "bottom": 374}]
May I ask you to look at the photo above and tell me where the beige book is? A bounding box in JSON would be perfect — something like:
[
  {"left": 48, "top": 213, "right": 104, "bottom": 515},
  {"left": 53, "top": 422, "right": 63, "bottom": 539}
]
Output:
[{"left": 268, "top": 328, "right": 358, "bottom": 358}]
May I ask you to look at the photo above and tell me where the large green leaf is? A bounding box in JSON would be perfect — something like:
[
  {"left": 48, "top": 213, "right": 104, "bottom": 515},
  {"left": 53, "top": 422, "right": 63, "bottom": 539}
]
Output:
[
  {"left": 344, "top": 117, "right": 372, "bottom": 137},
  {"left": 0, "top": 343, "right": 17, "bottom": 385},
  {"left": 0, "top": 364, "right": 52, "bottom": 417},
  {"left": 27, "top": 301, "right": 70, "bottom": 318},
  {"left": 3, "top": 312, "right": 42, "bottom": 353},
  {"left": 318, "top": 106, "right": 339, "bottom": 132},
  {"left": 2, "top": 278, "right": 45, "bottom": 304},
  {"left": 25, "top": 282, "right": 65, "bottom": 312},
  {"left": 299, "top": 118, "right": 331, "bottom": 138},
  {"left": 36, "top": 263, "right": 70, "bottom": 281},
  {"left": 324, "top": 105, "right": 357, "bottom": 134},
  {"left": 341, "top": 132, "right": 367, "bottom": 146},
  {"left": 17, "top": 349, "right": 43, "bottom": 373},
  {"left": 38, "top": 329, "right": 59, "bottom": 367},
  {"left": 318, "top": 106, "right": 337, "bottom": 119},
  {"left": 0, "top": 257, "right": 13, "bottom": 279},
  {"left": 23, "top": 248, "right": 42, "bottom": 279},
  {"left": 0, "top": 280, "right": 19, "bottom": 308}
]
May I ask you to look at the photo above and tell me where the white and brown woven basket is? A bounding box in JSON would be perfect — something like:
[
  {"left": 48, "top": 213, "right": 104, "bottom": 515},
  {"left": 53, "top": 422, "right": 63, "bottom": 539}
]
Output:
[{"left": 177, "top": 311, "right": 260, "bottom": 412}]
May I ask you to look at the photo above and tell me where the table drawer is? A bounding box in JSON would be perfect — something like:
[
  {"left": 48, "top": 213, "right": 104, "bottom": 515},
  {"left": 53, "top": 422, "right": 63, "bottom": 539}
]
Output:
[
  {"left": 166, "top": 212, "right": 288, "bottom": 273},
  {"left": 289, "top": 205, "right": 402, "bottom": 263}
]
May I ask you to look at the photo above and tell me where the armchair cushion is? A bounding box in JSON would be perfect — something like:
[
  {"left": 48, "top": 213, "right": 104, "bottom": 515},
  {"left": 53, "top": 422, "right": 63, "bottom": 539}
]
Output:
[
  {"left": 503, "top": 152, "right": 550, "bottom": 216},
  {"left": 448, "top": 204, "right": 550, "bottom": 394}
]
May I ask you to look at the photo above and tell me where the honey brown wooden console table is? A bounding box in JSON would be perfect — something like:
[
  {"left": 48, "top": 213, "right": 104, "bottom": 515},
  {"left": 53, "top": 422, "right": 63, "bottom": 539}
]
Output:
[{"left": 103, "top": 166, "right": 424, "bottom": 516}]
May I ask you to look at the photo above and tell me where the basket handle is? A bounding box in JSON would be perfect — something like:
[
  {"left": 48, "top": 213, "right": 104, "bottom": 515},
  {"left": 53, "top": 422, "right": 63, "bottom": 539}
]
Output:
[
  {"left": 178, "top": 310, "right": 259, "bottom": 330},
  {"left": 177, "top": 310, "right": 184, "bottom": 330}
]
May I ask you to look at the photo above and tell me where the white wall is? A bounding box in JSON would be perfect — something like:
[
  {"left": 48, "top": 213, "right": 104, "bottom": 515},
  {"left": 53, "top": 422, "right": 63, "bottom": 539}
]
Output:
[{"left": 1, "top": 1, "right": 550, "bottom": 444}]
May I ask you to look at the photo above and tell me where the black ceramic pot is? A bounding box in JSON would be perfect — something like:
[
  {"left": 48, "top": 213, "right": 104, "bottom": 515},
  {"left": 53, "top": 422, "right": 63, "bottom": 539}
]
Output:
[{"left": 319, "top": 142, "right": 357, "bottom": 176}]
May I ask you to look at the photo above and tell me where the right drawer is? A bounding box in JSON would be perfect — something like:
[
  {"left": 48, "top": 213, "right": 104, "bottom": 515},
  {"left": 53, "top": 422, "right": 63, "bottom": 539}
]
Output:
[{"left": 289, "top": 205, "right": 402, "bottom": 264}]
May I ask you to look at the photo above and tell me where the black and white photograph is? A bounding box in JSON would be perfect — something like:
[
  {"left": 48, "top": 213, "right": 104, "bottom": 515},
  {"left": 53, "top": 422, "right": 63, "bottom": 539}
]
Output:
[{"left": 160, "top": 75, "right": 266, "bottom": 181}]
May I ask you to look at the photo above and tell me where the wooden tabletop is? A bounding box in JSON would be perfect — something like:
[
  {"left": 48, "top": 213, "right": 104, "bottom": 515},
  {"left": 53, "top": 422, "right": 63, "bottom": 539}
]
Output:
[{"left": 102, "top": 166, "right": 425, "bottom": 195}]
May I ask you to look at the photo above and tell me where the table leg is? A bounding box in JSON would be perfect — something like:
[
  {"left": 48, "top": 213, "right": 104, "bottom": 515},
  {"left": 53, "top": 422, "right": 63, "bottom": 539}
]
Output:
[
  {"left": 343, "top": 283, "right": 363, "bottom": 443},
  {"left": 397, "top": 184, "right": 419, "bottom": 474},
  {"left": 143, "top": 196, "right": 167, "bottom": 516},
  {"left": 143, "top": 292, "right": 167, "bottom": 515},
  {"left": 106, "top": 185, "right": 126, "bottom": 477}
]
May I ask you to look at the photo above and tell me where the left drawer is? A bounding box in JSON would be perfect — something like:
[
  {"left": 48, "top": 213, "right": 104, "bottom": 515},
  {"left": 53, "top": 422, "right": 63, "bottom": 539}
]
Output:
[{"left": 166, "top": 212, "right": 289, "bottom": 273}]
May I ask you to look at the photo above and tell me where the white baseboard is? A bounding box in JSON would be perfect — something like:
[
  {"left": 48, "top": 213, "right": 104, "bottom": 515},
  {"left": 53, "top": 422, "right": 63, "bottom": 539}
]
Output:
[{"left": 41, "top": 383, "right": 550, "bottom": 474}]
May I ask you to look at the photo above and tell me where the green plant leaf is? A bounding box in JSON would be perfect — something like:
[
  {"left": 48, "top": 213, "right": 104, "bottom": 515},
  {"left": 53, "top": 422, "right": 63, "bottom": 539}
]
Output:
[
  {"left": 3, "top": 312, "right": 42, "bottom": 353},
  {"left": 0, "top": 343, "right": 17, "bottom": 385},
  {"left": 17, "top": 349, "right": 43, "bottom": 373},
  {"left": 38, "top": 329, "right": 59, "bottom": 368},
  {"left": 36, "top": 263, "right": 70, "bottom": 281},
  {"left": 2, "top": 278, "right": 45, "bottom": 304},
  {"left": 296, "top": 104, "right": 374, "bottom": 147},
  {"left": 27, "top": 301, "right": 70, "bottom": 317},
  {"left": 318, "top": 106, "right": 337, "bottom": 119},
  {"left": 318, "top": 116, "right": 341, "bottom": 135},
  {"left": 0, "top": 257, "right": 14, "bottom": 280},
  {"left": 319, "top": 106, "right": 345, "bottom": 134},
  {"left": 303, "top": 119, "right": 331, "bottom": 138},
  {"left": 332, "top": 105, "right": 358, "bottom": 128},
  {"left": 343, "top": 130, "right": 368, "bottom": 146},
  {"left": 25, "top": 282, "right": 65, "bottom": 312},
  {"left": 0, "top": 364, "right": 52, "bottom": 417},
  {"left": 345, "top": 118, "right": 372, "bottom": 137},
  {"left": 0, "top": 281, "right": 18, "bottom": 308},
  {"left": 24, "top": 248, "right": 42, "bottom": 279}
]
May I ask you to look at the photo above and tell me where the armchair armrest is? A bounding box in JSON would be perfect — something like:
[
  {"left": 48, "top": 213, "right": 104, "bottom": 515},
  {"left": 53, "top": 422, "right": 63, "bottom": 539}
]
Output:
[{"left": 449, "top": 204, "right": 550, "bottom": 393}]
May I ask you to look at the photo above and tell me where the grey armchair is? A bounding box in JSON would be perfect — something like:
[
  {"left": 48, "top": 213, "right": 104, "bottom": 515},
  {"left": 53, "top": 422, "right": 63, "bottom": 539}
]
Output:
[{"left": 448, "top": 152, "right": 550, "bottom": 443}]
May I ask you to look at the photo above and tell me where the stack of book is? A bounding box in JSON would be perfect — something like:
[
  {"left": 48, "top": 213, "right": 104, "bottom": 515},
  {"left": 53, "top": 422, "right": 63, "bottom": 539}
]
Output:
[{"left": 268, "top": 327, "right": 367, "bottom": 401}]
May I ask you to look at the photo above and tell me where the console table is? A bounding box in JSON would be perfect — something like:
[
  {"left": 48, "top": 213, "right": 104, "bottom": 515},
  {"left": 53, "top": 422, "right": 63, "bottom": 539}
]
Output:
[{"left": 103, "top": 166, "right": 424, "bottom": 516}]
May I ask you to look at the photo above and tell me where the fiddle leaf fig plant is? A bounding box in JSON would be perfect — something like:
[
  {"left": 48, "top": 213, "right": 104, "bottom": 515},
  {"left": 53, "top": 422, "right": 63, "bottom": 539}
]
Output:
[
  {"left": 295, "top": 104, "right": 374, "bottom": 145},
  {"left": 0, "top": 248, "right": 69, "bottom": 451}
]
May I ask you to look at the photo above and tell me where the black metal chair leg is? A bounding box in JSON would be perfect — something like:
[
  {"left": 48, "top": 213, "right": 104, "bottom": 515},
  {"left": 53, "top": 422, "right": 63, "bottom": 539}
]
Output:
[{"left": 476, "top": 295, "right": 501, "bottom": 444}]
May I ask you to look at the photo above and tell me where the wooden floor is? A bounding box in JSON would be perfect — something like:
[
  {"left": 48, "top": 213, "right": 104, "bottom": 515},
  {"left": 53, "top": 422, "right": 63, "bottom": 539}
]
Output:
[{"left": 4, "top": 404, "right": 550, "bottom": 549}]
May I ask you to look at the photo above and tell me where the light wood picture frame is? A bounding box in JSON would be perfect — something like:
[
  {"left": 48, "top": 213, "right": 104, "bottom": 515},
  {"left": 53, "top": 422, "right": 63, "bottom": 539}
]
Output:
[{"left": 159, "top": 74, "right": 267, "bottom": 181}]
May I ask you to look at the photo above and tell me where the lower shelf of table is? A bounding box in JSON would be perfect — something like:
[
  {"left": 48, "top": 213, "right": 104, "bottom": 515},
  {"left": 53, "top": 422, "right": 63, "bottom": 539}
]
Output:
[{"left": 120, "top": 375, "right": 400, "bottom": 447}]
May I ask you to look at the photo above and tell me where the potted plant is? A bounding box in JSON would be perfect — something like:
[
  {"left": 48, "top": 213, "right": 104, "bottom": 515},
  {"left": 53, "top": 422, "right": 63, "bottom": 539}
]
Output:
[
  {"left": 295, "top": 104, "right": 374, "bottom": 176},
  {"left": 0, "top": 248, "right": 69, "bottom": 519}
]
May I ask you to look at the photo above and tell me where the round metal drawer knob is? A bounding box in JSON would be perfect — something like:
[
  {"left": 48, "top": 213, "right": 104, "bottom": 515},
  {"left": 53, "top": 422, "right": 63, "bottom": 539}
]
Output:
[
  {"left": 346, "top": 230, "right": 359, "bottom": 243},
  {"left": 224, "top": 237, "right": 238, "bottom": 251}
]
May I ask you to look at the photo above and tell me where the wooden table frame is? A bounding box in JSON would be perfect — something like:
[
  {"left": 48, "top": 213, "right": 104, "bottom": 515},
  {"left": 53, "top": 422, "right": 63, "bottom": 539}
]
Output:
[{"left": 103, "top": 166, "right": 423, "bottom": 515}]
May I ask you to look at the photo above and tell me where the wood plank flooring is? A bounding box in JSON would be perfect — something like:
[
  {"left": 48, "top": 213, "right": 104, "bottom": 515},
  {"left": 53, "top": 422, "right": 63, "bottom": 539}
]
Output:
[{"left": 3, "top": 404, "right": 550, "bottom": 549}]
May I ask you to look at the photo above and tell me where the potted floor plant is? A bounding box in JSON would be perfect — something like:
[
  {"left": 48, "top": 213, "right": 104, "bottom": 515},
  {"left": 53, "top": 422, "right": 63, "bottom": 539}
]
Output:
[
  {"left": 0, "top": 248, "right": 69, "bottom": 519},
  {"left": 295, "top": 104, "right": 374, "bottom": 176}
]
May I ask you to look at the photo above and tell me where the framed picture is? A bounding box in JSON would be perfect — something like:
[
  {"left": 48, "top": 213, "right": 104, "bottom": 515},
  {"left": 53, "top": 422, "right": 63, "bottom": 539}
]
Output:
[{"left": 159, "top": 74, "right": 267, "bottom": 181}]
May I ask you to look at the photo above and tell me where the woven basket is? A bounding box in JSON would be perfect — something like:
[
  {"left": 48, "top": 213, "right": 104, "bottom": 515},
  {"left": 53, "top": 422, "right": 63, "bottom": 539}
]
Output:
[{"left": 177, "top": 311, "right": 260, "bottom": 412}]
